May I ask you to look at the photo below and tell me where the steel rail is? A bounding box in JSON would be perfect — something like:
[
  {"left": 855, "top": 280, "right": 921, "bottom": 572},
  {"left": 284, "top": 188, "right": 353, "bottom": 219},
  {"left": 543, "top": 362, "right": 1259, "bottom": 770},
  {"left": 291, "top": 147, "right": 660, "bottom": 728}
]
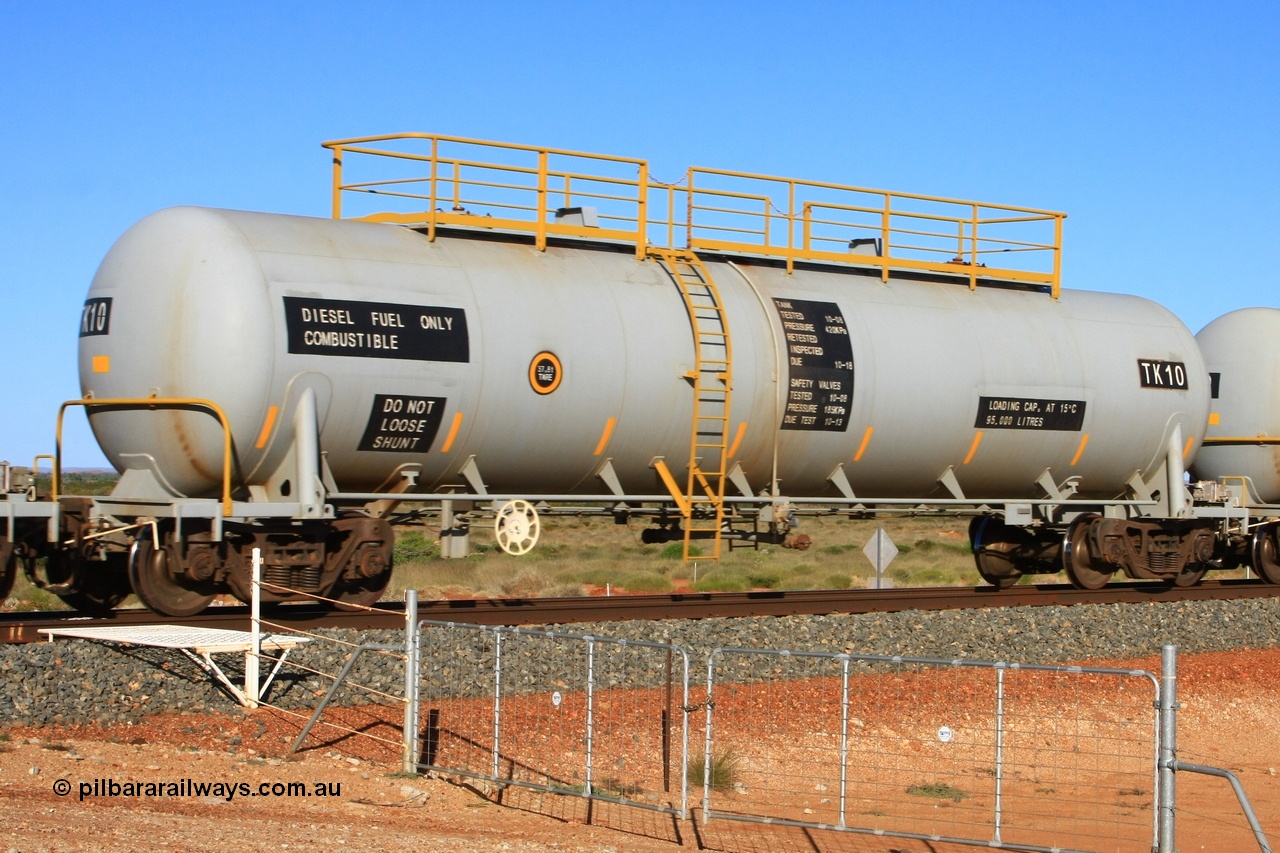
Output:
[{"left": 2, "top": 578, "right": 1274, "bottom": 645}]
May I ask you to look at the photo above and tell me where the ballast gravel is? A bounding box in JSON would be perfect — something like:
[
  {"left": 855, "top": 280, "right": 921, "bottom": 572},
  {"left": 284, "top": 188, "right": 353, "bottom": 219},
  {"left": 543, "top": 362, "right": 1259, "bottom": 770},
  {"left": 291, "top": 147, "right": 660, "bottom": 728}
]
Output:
[{"left": 3, "top": 596, "right": 1279, "bottom": 726}]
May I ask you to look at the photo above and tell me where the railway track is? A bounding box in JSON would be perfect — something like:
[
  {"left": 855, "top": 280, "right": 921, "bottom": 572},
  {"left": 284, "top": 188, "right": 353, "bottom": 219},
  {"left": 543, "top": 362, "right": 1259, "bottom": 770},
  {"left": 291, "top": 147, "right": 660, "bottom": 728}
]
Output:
[{"left": 3, "top": 578, "right": 1274, "bottom": 645}]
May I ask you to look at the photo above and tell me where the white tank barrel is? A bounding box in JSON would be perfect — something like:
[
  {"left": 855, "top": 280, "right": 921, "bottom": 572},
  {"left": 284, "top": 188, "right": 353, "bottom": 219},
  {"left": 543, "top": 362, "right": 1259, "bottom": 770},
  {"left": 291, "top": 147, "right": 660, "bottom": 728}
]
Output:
[{"left": 78, "top": 206, "right": 1208, "bottom": 506}]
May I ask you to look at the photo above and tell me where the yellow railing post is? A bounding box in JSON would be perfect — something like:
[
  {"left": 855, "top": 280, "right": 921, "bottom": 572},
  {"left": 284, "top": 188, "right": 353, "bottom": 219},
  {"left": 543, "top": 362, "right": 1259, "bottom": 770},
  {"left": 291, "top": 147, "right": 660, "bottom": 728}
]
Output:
[
  {"left": 685, "top": 169, "right": 695, "bottom": 249},
  {"left": 636, "top": 163, "right": 649, "bottom": 259},
  {"left": 427, "top": 136, "right": 439, "bottom": 242},
  {"left": 666, "top": 183, "right": 675, "bottom": 249},
  {"left": 970, "top": 202, "right": 980, "bottom": 292},
  {"left": 767, "top": 199, "right": 774, "bottom": 253},
  {"left": 330, "top": 147, "right": 343, "bottom": 219},
  {"left": 536, "top": 150, "right": 548, "bottom": 252},
  {"left": 33, "top": 455, "right": 54, "bottom": 499},
  {"left": 880, "top": 193, "right": 892, "bottom": 283},
  {"left": 1052, "top": 214, "right": 1064, "bottom": 299},
  {"left": 786, "top": 180, "right": 795, "bottom": 275}
]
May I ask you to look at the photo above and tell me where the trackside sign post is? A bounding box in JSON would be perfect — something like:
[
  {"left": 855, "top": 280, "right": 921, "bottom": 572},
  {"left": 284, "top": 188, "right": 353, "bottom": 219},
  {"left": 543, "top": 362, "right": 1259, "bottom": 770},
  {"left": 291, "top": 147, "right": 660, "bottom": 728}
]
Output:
[{"left": 863, "top": 527, "right": 898, "bottom": 589}]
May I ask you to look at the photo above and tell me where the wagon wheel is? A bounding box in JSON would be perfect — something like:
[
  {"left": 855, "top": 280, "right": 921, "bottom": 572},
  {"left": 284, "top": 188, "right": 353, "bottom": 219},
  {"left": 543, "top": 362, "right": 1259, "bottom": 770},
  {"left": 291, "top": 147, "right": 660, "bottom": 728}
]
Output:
[
  {"left": 1251, "top": 523, "right": 1280, "bottom": 584},
  {"left": 494, "top": 500, "right": 540, "bottom": 556},
  {"left": 1173, "top": 563, "right": 1208, "bottom": 587},
  {"left": 128, "top": 534, "right": 216, "bottom": 617},
  {"left": 975, "top": 553, "right": 1022, "bottom": 589},
  {"left": 1173, "top": 532, "right": 1212, "bottom": 588},
  {"left": 0, "top": 539, "right": 14, "bottom": 602},
  {"left": 968, "top": 516, "right": 1022, "bottom": 590},
  {"left": 334, "top": 570, "right": 393, "bottom": 609},
  {"left": 1063, "top": 514, "right": 1112, "bottom": 590},
  {"left": 335, "top": 543, "right": 394, "bottom": 610},
  {"left": 58, "top": 552, "right": 131, "bottom": 613}
]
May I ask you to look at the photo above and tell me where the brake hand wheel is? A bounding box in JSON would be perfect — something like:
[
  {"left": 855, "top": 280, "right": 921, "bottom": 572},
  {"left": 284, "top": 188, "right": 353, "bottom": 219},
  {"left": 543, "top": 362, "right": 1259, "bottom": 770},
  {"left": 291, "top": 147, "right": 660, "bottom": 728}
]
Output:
[{"left": 494, "top": 500, "right": 540, "bottom": 556}]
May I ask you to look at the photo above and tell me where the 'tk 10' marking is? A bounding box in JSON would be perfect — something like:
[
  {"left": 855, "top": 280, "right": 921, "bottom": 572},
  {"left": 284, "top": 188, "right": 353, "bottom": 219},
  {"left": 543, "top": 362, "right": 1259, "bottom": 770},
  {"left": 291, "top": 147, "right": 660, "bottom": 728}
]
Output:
[{"left": 1137, "top": 359, "right": 1188, "bottom": 390}]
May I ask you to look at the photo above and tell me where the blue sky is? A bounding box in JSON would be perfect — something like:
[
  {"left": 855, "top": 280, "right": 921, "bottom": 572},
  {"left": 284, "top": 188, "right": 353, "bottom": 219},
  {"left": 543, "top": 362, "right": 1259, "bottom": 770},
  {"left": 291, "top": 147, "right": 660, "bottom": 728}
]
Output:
[{"left": 3, "top": 1, "right": 1278, "bottom": 467}]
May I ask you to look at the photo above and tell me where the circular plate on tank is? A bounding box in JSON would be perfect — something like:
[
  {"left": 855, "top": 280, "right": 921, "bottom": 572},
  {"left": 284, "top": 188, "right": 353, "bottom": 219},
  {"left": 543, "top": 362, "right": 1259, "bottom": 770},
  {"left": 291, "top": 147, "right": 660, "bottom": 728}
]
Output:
[{"left": 528, "top": 352, "right": 563, "bottom": 395}]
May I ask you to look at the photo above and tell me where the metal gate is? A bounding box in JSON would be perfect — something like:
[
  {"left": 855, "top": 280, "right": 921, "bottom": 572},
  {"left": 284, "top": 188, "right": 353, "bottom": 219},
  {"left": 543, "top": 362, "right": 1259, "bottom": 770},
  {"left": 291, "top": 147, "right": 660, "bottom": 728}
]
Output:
[{"left": 702, "top": 648, "right": 1161, "bottom": 853}]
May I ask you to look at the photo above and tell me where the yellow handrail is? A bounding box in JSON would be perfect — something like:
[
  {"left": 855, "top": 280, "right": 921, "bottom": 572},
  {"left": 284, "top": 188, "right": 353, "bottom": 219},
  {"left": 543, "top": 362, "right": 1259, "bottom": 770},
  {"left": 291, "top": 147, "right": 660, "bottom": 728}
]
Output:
[
  {"left": 30, "top": 454, "right": 54, "bottom": 497},
  {"left": 57, "top": 397, "right": 236, "bottom": 516},
  {"left": 1201, "top": 436, "right": 1280, "bottom": 445},
  {"left": 323, "top": 132, "right": 1066, "bottom": 295}
]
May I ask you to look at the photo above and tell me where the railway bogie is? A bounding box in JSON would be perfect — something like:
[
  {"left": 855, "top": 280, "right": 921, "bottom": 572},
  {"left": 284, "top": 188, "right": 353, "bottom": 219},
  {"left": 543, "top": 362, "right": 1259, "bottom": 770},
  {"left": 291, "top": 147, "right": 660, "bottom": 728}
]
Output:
[
  {"left": 56, "top": 512, "right": 396, "bottom": 616},
  {"left": 970, "top": 512, "right": 1221, "bottom": 591}
]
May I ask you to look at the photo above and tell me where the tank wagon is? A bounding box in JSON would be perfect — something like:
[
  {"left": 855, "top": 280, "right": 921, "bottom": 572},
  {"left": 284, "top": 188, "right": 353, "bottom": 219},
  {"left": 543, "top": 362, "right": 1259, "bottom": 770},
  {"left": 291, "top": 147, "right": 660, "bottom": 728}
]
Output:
[
  {"left": 2, "top": 133, "right": 1275, "bottom": 615},
  {"left": 1190, "top": 308, "right": 1280, "bottom": 582}
]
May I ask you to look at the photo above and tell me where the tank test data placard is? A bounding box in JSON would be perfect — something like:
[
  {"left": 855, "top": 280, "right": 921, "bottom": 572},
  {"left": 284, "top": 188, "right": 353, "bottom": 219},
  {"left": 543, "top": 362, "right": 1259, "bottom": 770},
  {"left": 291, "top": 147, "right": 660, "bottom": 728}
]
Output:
[
  {"left": 775, "top": 298, "right": 854, "bottom": 432},
  {"left": 283, "top": 297, "right": 469, "bottom": 362}
]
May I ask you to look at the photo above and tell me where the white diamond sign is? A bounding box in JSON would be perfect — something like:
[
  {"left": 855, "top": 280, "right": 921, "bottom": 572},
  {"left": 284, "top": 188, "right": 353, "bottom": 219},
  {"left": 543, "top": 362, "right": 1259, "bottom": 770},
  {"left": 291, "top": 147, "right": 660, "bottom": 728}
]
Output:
[{"left": 862, "top": 527, "right": 898, "bottom": 573}]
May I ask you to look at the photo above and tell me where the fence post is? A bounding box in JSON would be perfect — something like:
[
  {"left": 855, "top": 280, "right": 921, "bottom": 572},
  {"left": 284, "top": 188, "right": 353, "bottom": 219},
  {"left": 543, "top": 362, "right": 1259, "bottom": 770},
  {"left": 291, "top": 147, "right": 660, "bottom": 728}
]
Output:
[
  {"left": 1158, "top": 644, "right": 1178, "bottom": 853},
  {"left": 245, "top": 547, "right": 261, "bottom": 708},
  {"left": 663, "top": 649, "right": 673, "bottom": 794},
  {"left": 492, "top": 629, "right": 504, "bottom": 781},
  {"left": 702, "top": 652, "right": 717, "bottom": 823},
  {"left": 402, "top": 588, "right": 419, "bottom": 775},
  {"left": 994, "top": 665, "right": 1006, "bottom": 845},
  {"left": 838, "top": 655, "right": 850, "bottom": 829},
  {"left": 585, "top": 637, "right": 596, "bottom": 798}
]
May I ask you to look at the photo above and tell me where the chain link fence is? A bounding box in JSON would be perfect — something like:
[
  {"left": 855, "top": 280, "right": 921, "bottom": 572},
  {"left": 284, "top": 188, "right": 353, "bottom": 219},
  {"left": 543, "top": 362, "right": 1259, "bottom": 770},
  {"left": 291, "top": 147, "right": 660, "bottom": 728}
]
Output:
[{"left": 414, "top": 620, "right": 691, "bottom": 817}]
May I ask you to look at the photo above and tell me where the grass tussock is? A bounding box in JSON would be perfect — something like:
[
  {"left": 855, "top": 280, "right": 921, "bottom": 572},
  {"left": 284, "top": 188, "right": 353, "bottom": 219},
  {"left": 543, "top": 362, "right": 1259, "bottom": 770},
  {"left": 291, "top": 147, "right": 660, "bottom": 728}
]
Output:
[
  {"left": 689, "top": 749, "right": 741, "bottom": 792},
  {"left": 907, "top": 782, "right": 967, "bottom": 802}
]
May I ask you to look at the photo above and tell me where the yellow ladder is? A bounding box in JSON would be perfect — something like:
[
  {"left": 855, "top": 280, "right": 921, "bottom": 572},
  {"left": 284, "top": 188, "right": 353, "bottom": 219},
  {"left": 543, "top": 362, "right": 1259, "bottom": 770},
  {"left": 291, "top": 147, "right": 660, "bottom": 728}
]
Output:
[{"left": 650, "top": 248, "right": 733, "bottom": 560}]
